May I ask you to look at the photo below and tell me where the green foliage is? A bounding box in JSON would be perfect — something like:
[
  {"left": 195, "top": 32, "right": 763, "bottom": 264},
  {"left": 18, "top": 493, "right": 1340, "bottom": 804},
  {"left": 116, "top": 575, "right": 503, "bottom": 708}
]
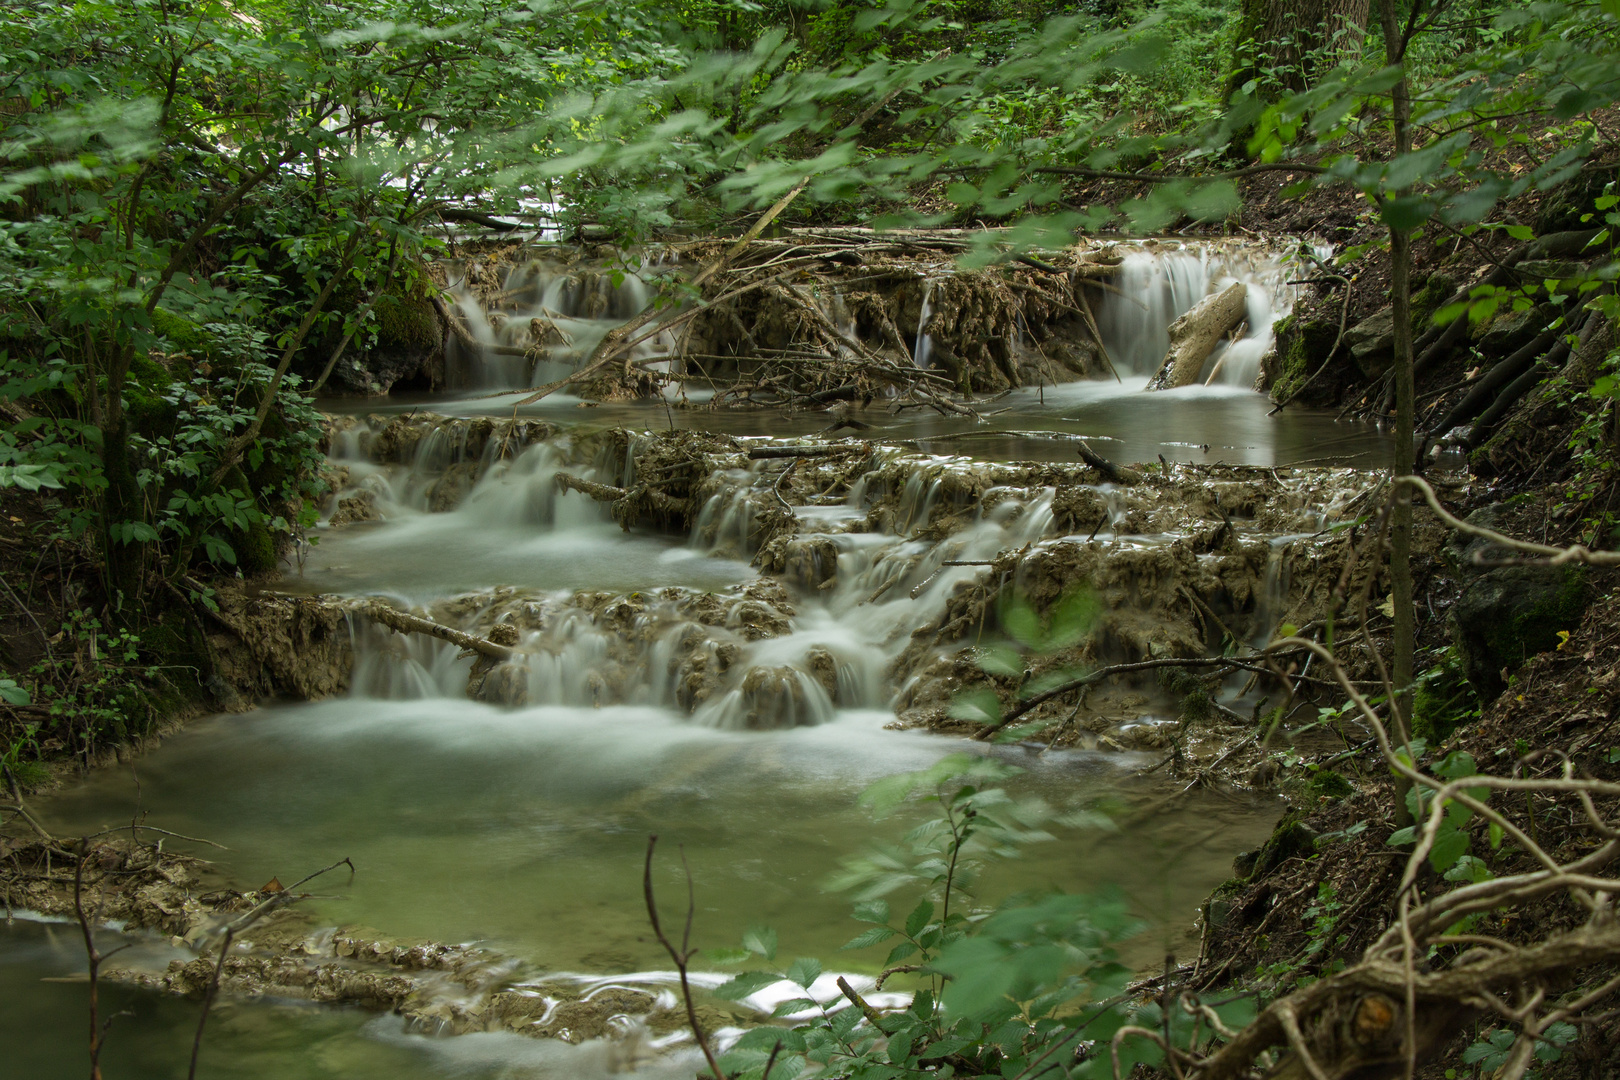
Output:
[
  {"left": 1460, "top": 1021, "right": 1577, "bottom": 1079},
  {"left": 1387, "top": 751, "right": 1497, "bottom": 883},
  {"left": 1412, "top": 647, "right": 1480, "bottom": 744},
  {"left": 5, "top": 608, "right": 155, "bottom": 768},
  {"left": 713, "top": 754, "right": 1258, "bottom": 1080}
]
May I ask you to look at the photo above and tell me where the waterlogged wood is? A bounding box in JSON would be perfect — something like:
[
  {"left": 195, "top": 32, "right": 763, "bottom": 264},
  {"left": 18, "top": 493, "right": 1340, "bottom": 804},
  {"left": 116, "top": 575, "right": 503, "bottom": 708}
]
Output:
[
  {"left": 554, "top": 473, "right": 629, "bottom": 503},
  {"left": 363, "top": 602, "right": 513, "bottom": 661},
  {"left": 1150, "top": 281, "right": 1248, "bottom": 389},
  {"left": 747, "top": 445, "right": 863, "bottom": 460},
  {"left": 1076, "top": 440, "right": 1145, "bottom": 485},
  {"left": 555, "top": 472, "right": 684, "bottom": 515}
]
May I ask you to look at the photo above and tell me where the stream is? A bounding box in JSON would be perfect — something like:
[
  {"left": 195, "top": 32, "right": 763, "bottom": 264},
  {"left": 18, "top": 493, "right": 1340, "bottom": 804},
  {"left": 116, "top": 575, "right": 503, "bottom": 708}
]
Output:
[{"left": 5, "top": 239, "right": 1390, "bottom": 1079}]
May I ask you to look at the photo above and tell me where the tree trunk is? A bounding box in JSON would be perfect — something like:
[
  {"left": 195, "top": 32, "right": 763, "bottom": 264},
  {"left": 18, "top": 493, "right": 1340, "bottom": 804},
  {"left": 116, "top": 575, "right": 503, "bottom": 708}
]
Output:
[
  {"left": 1381, "top": 0, "right": 1417, "bottom": 830},
  {"left": 1149, "top": 282, "right": 1248, "bottom": 389},
  {"left": 1230, "top": 0, "right": 1371, "bottom": 96}
]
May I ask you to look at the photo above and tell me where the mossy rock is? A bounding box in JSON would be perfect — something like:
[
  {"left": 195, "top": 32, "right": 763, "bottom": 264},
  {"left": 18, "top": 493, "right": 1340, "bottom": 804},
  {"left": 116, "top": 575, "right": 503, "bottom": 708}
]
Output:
[
  {"left": 1305, "top": 768, "right": 1353, "bottom": 801},
  {"left": 1232, "top": 810, "right": 1317, "bottom": 883},
  {"left": 372, "top": 289, "right": 440, "bottom": 353},
  {"left": 1409, "top": 273, "right": 1456, "bottom": 329},
  {"left": 151, "top": 308, "right": 213, "bottom": 360},
  {"left": 1448, "top": 565, "right": 1592, "bottom": 700},
  {"left": 1268, "top": 315, "right": 1341, "bottom": 407}
]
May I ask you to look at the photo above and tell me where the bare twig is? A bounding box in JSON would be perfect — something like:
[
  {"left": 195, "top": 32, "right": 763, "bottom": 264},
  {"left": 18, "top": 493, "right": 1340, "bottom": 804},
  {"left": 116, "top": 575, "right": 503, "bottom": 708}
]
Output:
[{"left": 644, "top": 835, "right": 726, "bottom": 1080}]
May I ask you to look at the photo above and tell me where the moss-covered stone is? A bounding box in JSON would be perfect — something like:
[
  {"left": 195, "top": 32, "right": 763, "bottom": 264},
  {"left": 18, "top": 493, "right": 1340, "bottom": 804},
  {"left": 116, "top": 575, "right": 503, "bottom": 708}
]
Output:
[
  {"left": 151, "top": 308, "right": 212, "bottom": 360},
  {"left": 1409, "top": 273, "right": 1456, "bottom": 330},
  {"left": 1449, "top": 565, "right": 1592, "bottom": 699},
  {"left": 1269, "top": 315, "right": 1341, "bottom": 406},
  {"left": 1305, "top": 768, "right": 1353, "bottom": 801},
  {"left": 1232, "top": 809, "right": 1317, "bottom": 883}
]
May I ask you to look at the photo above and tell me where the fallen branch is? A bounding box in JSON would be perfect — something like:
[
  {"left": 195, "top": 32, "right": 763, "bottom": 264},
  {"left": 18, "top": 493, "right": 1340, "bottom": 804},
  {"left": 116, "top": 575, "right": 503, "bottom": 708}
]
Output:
[
  {"left": 973, "top": 655, "right": 1296, "bottom": 740},
  {"left": 1077, "top": 440, "right": 1145, "bottom": 485},
  {"left": 747, "top": 444, "right": 864, "bottom": 460},
  {"left": 362, "top": 602, "right": 514, "bottom": 661},
  {"left": 1149, "top": 282, "right": 1248, "bottom": 390}
]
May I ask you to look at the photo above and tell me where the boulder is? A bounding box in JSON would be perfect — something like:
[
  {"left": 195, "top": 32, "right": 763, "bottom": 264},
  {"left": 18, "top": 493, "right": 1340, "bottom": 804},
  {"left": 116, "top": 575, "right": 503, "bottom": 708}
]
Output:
[
  {"left": 1344, "top": 307, "right": 1396, "bottom": 379},
  {"left": 1448, "top": 565, "right": 1591, "bottom": 699}
]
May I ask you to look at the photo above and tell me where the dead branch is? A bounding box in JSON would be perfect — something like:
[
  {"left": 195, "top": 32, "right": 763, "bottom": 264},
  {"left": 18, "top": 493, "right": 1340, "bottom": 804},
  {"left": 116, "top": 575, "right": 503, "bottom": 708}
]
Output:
[
  {"left": 644, "top": 836, "right": 726, "bottom": 1080},
  {"left": 188, "top": 857, "right": 354, "bottom": 1080},
  {"left": 1077, "top": 440, "right": 1145, "bottom": 485},
  {"left": 361, "top": 601, "right": 514, "bottom": 661},
  {"left": 747, "top": 444, "right": 865, "bottom": 460}
]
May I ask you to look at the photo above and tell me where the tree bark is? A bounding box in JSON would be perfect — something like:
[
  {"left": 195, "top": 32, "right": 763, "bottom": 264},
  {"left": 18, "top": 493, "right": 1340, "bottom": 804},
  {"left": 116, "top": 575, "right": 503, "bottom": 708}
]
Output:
[
  {"left": 1381, "top": 0, "right": 1418, "bottom": 830},
  {"left": 1148, "top": 282, "right": 1248, "bottom": 389},
  {"left": 1230, "top": 0, "right": 1371, "bottom": 96}
]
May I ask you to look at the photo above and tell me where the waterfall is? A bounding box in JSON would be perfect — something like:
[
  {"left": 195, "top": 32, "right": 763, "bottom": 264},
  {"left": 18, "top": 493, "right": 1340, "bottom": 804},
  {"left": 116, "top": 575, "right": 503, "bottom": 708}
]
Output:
[
  {"left": 442, "top": 258, "right": 662, "bottom": 390},
  {"left": 1093, "top": 242, "right": 1324, "bottom": 388},
  {"left": 914, "top": 280, "right": 935, "bottom": 368}
]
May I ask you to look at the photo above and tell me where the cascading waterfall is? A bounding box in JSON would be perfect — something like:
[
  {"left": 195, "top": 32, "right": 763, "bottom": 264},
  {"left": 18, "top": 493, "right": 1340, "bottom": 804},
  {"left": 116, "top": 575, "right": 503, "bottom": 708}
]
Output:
[
  {"left": 319, "top": 420, "right": 1081, "bottom": 731},
  {"left": 1092, "top": 242, "right": 1325, "bottom": 388},
  {"left": 914, "top": 280, "right": 935, "bottom": 368},
  {"left": 443, "top": 257, "right": 663, "bottom": 390}
]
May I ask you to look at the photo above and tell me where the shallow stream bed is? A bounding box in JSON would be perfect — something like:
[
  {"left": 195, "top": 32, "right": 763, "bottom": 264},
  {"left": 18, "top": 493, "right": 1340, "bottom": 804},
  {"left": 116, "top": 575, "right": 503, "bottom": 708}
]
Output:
[{"left": 5, "top": 240, "right": 1393, "bottom": 1078}]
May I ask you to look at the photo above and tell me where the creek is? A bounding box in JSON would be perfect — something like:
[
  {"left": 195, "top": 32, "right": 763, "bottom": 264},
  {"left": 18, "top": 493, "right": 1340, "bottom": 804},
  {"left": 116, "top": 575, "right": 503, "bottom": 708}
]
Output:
[{"left": 6, "top": 238, "right": 1390, "bottom": 1079}]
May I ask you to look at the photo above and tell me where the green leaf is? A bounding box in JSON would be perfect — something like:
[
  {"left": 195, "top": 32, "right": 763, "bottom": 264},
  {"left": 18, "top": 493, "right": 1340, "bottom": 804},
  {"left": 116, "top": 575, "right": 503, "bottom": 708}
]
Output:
[
  {"left": 1504, "top": 224, "right": 1535, "bottom": 241},
  {"left": 853, "top": 899, "right": 890, "bottom": 925},
  {"left": 905, "top": 899, "right": 935, "bottom": 938},
  {"left": 999, "top": 594, "right": 1040, "bottom": 648},
  {"left": 976, "top": 644, "right": 1023, "bottom": 678},
  {"left": 744, "top": 925, "right": 778, "bottom": 961},
  {"left": 0, "top": 680, "right": 29, "bottom": 706},
  {"left": 843, "top": 925, "right": 899, "bottom": 950},
  {"left": 1429, "top": 827, "right": 1470, "bottom": 874},
  {"left": 786, "top": 957, "right": 823, "bottom": 989},
  {"left": 948, "top": 686, "right": 1003, "bottom": 727},
  {"left": 1381, "top": 196, "right": 1432, "bottom": 232},
  {"left": 712, "top": 971, "right": 783, "bottom": 1001},
  {"left": 706, "top": 947, "right": 752, "bottom": 965}
]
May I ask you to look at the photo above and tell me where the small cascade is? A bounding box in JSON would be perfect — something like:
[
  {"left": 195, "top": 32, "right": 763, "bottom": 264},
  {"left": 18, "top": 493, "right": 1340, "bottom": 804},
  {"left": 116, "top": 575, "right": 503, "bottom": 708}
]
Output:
[
  {"left": 1092, "top": 242, "right": 1324, "bottom": 388},
  {"left": 914, "top": 280, "right": 935, "bottom": 368},
  {"left": 442, "top": 257, "right": 665, "bottom": 390},
  {"left": 318, "top": 420, "right": 1139, "bottom": 731}
]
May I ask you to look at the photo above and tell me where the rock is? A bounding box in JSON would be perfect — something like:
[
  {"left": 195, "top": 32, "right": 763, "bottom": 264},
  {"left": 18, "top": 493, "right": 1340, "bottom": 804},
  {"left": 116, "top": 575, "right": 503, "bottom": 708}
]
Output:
[
  {"left": 805, "top": 646, "right": 841, "bottom": 701},
  {"left": 1344, "top": 307, "right": 1396, "bottom": 379},
  {"left": 1448, "top": 565, "right": 1592, "bottom": 699},
  {"left": 780, "top": 536, "right": 840, "bottom": 589},
  {"left": 328, "top": 489, "right": 378, "bottom": 527},
  {"left": 1268, "top": 314, "right": 1343, "bottom": 407}
]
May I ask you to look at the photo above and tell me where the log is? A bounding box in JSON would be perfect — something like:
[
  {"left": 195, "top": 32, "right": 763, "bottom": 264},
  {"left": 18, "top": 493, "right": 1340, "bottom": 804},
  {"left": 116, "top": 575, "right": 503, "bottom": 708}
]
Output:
[
  {"left": 555, "top": 472, "right": 685, "bottom": 515},
  {"left": 747, "top": 445, "right": 862, "bottom": 460},
  {"left": 1149, "top": 282, "right": 1248, "bottom": 390},
  {"left": 363, "top": 602, "right": 513, "bottom": 661},
  {"left": 555, "top": 472, "right": 628, "bottom": 503},
  {"left": 436, "top": 208, "right": 522, "bottom": 231},
  {"left": 1077, "top": 440, "right": 1144, "bottom": 485}
]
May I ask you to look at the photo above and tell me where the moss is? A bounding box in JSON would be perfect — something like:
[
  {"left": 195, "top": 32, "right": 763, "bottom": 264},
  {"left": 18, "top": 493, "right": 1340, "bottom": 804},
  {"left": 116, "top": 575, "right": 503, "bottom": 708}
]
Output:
[
  {"left": 1268, "top": 315, "right": 1339, "bottom": 406},
  {"left": 1409, "top": 273, "right": 1455, "bottom": 331},
  {"left": 151, "top": 308, "right": 212, "bottom": 359},
  {"left": 234, "top": 518, "right": 280, "bottom": 576},
  {"left": 1232, "top": 810, "right": 1317, "bottom": 883},
  {"left": 372, "top": 289, "right": 439, "bottom": 352},
  {"left": 1484, "top": 566, "right": 1589, "bottom": 667},
  {"left": 1305, "top": 769, "right": 1353, "bottom": 801}
]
